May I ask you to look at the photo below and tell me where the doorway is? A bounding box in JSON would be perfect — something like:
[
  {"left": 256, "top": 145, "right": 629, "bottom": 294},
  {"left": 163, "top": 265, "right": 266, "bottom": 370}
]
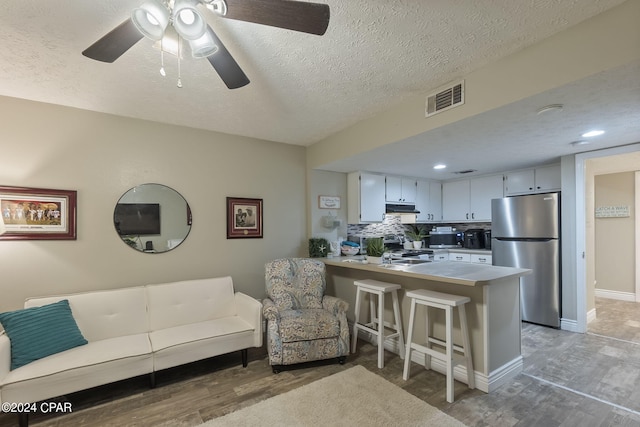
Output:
[{"left": 575, "top": 144, "right": 640, "bottom": 340}]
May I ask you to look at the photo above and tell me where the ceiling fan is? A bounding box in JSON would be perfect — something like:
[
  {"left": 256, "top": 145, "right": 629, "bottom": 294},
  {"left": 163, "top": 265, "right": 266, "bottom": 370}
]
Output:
[{"left": 82, "top": 0, "right": 330, "bottom": 89}]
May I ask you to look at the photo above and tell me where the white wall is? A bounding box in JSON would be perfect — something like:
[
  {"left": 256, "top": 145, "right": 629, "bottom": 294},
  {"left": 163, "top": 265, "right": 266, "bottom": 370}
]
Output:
[
  {"left": 307, "top": 169, "right": 348, "bottom": 248},
  {"left": 594, "top": 172, "right": 636, "bottom": 294},
  {"left": 0, "top": 96, "right": 307, "bottom": 312}
]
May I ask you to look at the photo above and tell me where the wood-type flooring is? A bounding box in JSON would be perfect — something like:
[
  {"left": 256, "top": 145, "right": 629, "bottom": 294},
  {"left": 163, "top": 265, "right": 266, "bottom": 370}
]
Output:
[{"left": 1, "top": 297, "right": 639, "bottom": 427}]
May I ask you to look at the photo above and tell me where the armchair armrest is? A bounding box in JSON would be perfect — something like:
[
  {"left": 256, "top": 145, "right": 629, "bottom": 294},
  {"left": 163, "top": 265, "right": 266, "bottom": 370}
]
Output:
[
  {"left": 0, "top": 332, "right": 10, "bottom": 385},
  {"left": 322, "top": 295, "right": 349, "bottom": 315},
  {"left": 262, "top": 298, "right": 280, "bottom": 322}
]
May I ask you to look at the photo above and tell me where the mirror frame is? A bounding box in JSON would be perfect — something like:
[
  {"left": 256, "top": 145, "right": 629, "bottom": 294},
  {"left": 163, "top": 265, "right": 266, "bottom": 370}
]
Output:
[{"left": 113, "top": 183, "right": 192, "bottom": 253}]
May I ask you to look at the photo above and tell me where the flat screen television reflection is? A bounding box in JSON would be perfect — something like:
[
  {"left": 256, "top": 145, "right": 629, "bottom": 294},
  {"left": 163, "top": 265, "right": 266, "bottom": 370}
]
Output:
[{"left": 114, "top": 203, "right": 160, "bottom": 236}]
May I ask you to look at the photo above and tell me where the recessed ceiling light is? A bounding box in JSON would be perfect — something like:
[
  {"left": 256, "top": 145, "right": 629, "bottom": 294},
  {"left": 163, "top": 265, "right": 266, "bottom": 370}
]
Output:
[
  {"left": 570, "top": 140, "right": 590, "bottom": 146},
  {"left": 433, "top": 164, "right": 447, "bottom": 170},
  {"left": 582, "top": 130, "right": 605, "bottom": 138},
  {"left": 536, "top": 104, "right": 564, "bottom": 115}
]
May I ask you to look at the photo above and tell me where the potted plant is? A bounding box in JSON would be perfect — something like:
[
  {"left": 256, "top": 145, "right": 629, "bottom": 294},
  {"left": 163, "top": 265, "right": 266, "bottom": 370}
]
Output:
[
  {"left": 308, "top": 238, "right": 330, "bottom": 258},
  {"left": 365, "top": 237, "right": 386, "bottom": 263},
  {"left": 404, "top": 225, "right": 428, "bottom": 249}
]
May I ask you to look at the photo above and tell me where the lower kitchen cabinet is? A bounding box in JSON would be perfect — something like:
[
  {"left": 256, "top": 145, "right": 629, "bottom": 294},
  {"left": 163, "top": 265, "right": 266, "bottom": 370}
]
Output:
[
  {"left": 449, "top": 252, "right": 471, "bottom": 262},
  {"left": 471, "top": 254, "right": 492, "bottom": 264}
]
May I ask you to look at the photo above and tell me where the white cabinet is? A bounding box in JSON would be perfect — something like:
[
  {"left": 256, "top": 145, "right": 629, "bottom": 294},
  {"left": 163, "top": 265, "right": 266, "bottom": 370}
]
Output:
[
  {"left": 447, "top": 251, "right": 492, "bottom": 264},
  {"left": 442, "top": 180, "right": 470, "bottom": 222},
  {"left": 433, "top": 252, "right": 449, "bottom": 262},
  {"left": 442, "top": 175, "right": 503, "bottom": 222},
  {"left": 416, "top": 180, "right": 442, "bottom": 222},
  {"left": 449, "top": 253, "right": 471, "bottom": 262},
  {"left": 386, "top": 176, "right": 417, "bottom": 204},
  {"left": 469, "top": 175, "right": 504, "bottom": 221},
  {"left": 348, "top": 172, "right": 386, "bottom": 223},
  {"left": 504, "top": 164, "right": 561, "bottom": 196},
  {"left": 470, "top": 254, "right": 492, "bottom": 264},
  {"left": 535, "top": 164, "right": 561, "bottom": 193}
]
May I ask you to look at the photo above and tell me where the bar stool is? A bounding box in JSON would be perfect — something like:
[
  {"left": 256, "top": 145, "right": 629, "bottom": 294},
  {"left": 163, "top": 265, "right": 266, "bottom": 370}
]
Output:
[
  {"left": 402, "top": 289, "right": 474, "bottom": 403},
  {"left": 352, "top": 279, "right": 405, "bottom": 368}
]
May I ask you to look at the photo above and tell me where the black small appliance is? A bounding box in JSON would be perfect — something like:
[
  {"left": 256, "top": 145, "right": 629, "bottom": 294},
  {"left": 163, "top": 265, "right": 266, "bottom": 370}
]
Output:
[
  {"left": 464, "top": 229, "right": 485, "bottom": 249},
  {"left": 484, "top": 230, "right": 492, "bottom": 250}
]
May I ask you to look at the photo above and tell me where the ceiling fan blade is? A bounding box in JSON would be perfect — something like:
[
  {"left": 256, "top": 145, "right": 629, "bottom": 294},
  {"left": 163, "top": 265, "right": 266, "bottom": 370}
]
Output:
[
  {"left": 223, "top": 0, "right": 330, "bottom": 36},
  {"left": 82, "top": 19, "right": 144, "bottom": 63},
  {"left": 206, "top": 27, "right": 250, "bottom": 89}
]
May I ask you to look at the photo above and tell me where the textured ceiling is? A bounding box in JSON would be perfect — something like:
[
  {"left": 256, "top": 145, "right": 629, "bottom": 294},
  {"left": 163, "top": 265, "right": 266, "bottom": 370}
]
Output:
[{"left": 0, "top": 0, "right": 631, "bottom": 149}]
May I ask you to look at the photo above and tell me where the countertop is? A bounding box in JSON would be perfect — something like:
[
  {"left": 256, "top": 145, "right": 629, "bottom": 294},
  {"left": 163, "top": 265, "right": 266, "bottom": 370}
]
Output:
[{"left": 322, "top": 257, "right": 530, "bottom": 287}]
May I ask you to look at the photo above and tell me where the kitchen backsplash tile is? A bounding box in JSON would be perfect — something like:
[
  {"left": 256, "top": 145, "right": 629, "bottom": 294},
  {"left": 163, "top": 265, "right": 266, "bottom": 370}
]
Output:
[{"left": 347, "top": 216, "right": 491, "bottom": 238}]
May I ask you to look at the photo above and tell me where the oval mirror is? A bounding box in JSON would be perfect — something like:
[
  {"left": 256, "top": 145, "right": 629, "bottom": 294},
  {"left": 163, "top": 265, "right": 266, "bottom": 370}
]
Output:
[{"left": 113, "top": 184, "right": 192, "bottom": 253}]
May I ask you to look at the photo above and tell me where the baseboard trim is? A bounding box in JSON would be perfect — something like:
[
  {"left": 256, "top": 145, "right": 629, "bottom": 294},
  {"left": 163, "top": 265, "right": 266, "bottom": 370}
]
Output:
[
  {"left": 586, "top": 307, "right": 597, "bottom": 324},
  {"left": 561, "top": 318, "right": 580, "bottom": 332},
  {"left": 352, "top": 327, "right": 522, "bottom": 393},
  {"left": 595, "top": 289, "right": 636, "bottom": 302}
]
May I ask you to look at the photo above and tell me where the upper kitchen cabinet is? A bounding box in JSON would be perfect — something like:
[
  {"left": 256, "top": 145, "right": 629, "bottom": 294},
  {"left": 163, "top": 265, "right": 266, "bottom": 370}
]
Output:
[
  {"left": 504, "top": 164, "right": 561, "bottom": 196},
  {"left": 348, "top": 172, "right": 386, "bottom": 223},
  {"left": 442, "top": 175, "right": 503, "bottom": 222},
  {"left": 416, "top": 180, "right": 442, "bottom": 222},
  {"left": 385, "top": 176, "right": 417, "bottom": 204}
]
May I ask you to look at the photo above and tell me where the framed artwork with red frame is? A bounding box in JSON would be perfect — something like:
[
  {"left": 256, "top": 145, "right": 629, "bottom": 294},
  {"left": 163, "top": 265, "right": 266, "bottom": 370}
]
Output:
[
  {"left": 226, "top": 197, "right": 263, "bottom": 239},
  {"left": 0, "top": 186, "right": 77, "bottom": 240}
]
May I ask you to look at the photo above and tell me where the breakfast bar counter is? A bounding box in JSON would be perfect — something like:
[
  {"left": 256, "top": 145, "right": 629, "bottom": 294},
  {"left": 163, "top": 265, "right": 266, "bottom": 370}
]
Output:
[{"left": 322, "top": 258, "right": 531, "bottom": 393}]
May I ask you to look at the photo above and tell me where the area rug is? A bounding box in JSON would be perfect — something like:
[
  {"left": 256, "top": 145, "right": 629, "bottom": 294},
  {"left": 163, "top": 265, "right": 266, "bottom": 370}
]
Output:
[{"left": 201, "top": 365, "right": 466, "bottom": 427}]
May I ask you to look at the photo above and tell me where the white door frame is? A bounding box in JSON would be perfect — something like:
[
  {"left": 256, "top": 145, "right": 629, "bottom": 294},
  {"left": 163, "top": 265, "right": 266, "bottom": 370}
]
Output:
[
  {"left": 575, "top": 143, "right": 640, "bottom": 332},
  {"left": 636, "top": 171, "right": 640, "bottom": 302}
]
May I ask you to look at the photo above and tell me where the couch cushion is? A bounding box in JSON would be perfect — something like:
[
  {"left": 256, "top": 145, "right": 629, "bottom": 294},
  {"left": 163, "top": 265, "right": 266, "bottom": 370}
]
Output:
[
  {"left": 0, "top": 300, "right": 88, "bottom": 370},
  {"left": 1, "top": 333, "right": 152, "bottom": 386},
  {"left": 148, "top": 316, "right": 253, "bottom": 352},
  {"left": 278, "top": 309, "right": 340, "bottom": 343},
  {"left": 146, "top": 277, "right": 237, "bottom": 331},
  {"left": 24, "top": 287, "right": 149, "bottom": 342},
  {"left": 265, "top": 259, "right": 326, "bottom": 310}
]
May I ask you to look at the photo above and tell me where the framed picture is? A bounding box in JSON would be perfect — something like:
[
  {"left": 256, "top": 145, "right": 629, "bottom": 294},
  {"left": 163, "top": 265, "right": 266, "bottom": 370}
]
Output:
[
  {"left": 0, "top": 186, "right": 77, "bottom": 240},
  {"left": 318, "top": 195, "right": 341, "bottom": 209},
  {"left": 226, "top": 197, "right": 263, "bottom": 239}
]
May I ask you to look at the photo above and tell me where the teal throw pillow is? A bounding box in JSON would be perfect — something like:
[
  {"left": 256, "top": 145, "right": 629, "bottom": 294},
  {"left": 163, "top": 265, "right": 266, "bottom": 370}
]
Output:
[{"left": 0, "top": 299, "right": 88, "bottom": 370}]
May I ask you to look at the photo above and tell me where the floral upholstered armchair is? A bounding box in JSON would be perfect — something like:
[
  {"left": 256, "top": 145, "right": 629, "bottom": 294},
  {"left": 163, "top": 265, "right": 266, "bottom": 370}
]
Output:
[{"left": 263, "top": 258, "right": 350, "bottom": 373}]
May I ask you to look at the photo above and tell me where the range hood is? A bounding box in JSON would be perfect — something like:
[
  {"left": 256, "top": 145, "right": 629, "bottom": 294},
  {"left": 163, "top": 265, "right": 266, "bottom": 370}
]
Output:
[{"left": 385, "top": 203, "right": 420, "bottom": 214}]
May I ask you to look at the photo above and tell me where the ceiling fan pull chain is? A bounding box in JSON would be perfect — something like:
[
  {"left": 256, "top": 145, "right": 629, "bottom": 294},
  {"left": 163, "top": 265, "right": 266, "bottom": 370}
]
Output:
[
  {"left": 159, "top": 40, "right": 166, "bottom": 77},
  {"left": 177, "top": 38, "right": 183, "bottom": 88}
]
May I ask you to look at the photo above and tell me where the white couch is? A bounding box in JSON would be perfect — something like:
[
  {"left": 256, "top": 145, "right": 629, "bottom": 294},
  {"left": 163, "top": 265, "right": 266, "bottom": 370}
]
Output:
[{"left": 0, "top": 276, "right": 262, "bottom": 426}]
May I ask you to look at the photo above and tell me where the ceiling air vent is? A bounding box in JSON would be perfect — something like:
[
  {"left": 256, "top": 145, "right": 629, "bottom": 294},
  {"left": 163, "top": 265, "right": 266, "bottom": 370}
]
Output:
[
  {"left": 453, "top": 169, "right": 477, "bottom": 175},
  {"left": 426, "top": 80, "right": 464, "bottom": 117}
]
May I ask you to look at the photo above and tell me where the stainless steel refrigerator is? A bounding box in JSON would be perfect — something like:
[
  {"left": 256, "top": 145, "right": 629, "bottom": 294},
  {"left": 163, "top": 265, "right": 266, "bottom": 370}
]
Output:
[{"left": 491, "top": 193, "right": 560, "bottom": 328}]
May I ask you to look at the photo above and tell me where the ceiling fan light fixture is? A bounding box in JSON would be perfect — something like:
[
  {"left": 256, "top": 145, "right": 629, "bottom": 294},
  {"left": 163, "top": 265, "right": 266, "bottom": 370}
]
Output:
[
  {"left": 205, "top": 0, "right": 227, "bottom": 16},
  {"left": 173, "top": 0, "right": 207, "bottom": 40},
  {"left": 131, "top": 0, "right": 169, "bottom": 41},
  {"left": 189, "top": 28, "right": 219, "bottom": 58}
]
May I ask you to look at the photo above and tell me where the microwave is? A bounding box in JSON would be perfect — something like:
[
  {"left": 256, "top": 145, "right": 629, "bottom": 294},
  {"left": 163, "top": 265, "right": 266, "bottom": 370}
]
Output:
[{"left": 429, "top": 231, "right": 464, "bottom": 248}]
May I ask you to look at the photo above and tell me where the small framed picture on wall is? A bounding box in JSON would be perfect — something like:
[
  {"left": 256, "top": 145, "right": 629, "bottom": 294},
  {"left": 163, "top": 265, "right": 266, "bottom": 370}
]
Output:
[{"left": 226, "top": 197, "right": 263, "bottom": 239}]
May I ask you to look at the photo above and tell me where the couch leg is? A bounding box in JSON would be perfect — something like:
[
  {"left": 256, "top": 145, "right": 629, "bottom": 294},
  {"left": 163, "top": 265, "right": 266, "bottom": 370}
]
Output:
[
  {"left": 338, "top": 356, "right": 347, "bottom": 365},
  {"left": 241, "top": 349, "right": 248, "bottom": 367},
  {"left": 18, "top": 412, "right": 28, "bottom": 427},
  {"left": 149, "top": 372, "right": 156, "bottom": 388}
]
